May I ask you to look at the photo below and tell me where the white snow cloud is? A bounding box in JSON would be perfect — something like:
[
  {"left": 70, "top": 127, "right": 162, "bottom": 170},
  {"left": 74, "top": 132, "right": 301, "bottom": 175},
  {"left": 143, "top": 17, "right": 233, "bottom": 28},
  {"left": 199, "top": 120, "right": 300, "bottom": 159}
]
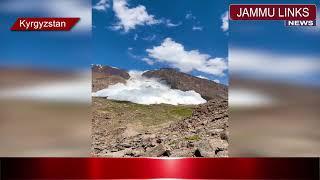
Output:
[
  {"left": 146, "top": 38, "right": 228, "bottom": 76},
  {"left": 92, "top": 71, "right": 206, "bottom": 105},
  {"left": 112, "top": 0, "right": 160, "bottom": 32},
  {"left": 230, "top": 48, "right": 320, "bottom": 77},
  {"left": 221, "top": 11, "right": 229, "bottom": 32},
  {"left": 93, "top": 0, "right": 110, "bottom": 11},
  {"left": 142, "top": 57, "right": 155, "bottom": 65}
]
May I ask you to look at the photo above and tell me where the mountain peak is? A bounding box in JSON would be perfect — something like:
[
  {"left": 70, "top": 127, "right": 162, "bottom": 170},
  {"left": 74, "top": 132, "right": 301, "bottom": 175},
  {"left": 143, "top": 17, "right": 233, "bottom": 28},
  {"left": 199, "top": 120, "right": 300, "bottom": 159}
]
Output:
[{"left": 92, "top": 64, "right": 130, "bottom": 92}]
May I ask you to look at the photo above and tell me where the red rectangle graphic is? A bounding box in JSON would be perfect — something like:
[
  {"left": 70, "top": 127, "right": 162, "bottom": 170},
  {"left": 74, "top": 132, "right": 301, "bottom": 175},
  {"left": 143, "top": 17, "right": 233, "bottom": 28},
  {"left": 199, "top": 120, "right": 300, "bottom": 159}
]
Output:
[
  {"left": 1, "top": 158, "right": 319, "bottom": 179},
  {"left": 230, "top": 4, "right": 317, "bottom": 20},
  {"left": 11, "top": 18, "right": 80, "bottom": 31}
]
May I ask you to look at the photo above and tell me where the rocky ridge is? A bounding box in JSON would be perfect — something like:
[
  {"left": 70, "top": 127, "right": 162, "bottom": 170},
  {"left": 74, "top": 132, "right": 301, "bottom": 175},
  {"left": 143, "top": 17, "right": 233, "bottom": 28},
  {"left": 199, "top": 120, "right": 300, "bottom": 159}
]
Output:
[
  {"left": 143, "top": 68, "right": 227, "bottom": 101},
  {"left": 92, "top": 65, "right": 129, "bottom": 92}
]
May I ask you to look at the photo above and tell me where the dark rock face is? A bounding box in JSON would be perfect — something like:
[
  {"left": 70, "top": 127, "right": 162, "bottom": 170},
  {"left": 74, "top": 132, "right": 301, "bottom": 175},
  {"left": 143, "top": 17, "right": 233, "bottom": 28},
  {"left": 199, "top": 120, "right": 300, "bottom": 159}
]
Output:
[
  {"left": 92, "top": 65, "right": 130, "bottom": 92},
  {"left": 142, "top": 68, "right": 227, "bottom": 100}
]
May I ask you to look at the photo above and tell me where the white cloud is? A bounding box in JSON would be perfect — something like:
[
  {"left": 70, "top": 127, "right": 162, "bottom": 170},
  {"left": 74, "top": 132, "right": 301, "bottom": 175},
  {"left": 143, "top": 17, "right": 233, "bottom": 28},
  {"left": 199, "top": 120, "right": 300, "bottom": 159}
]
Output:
[
  {"left": 142, "top": 34, "right": 156, "bottom": 41},
  {"left": 192, "top": 26, "right": 203, "bottom": 31},
  {"left": 0, "top": 0, "right": 91, "bottom": 33},
  {"left": 93, "top": 0, "right": 110, "bottom": 11},
  {"left": 112, "top": 0, "right": 160, "bottom": 32},
  {"left": 165, "top": 20, "right": 182, "bottom": 27},
  {"left": 146, "top": 38, "right": 228, "bottom": 76},
  {"left": 142, "top": 57, "right": 155, "bottom": 65},
  {"left": 221, "top": 11, "right": 229, "bottom": 32},
  {"left": 186, "top": 12, "right": 202, "bottom": 31},
  {"left": 128, "top": 50, "right": 139, "bottom": 59},
  {"left": 230, "top": 48, "right": 320, "bottom": 77},
  {"left": 185, "top": 12, "right": 196, "bottom": 20},
  {"left": 92, "top": 71, "right": 206, "bottom": 105},
  {"left": 134, "top": 34, "right": 138, "bottom": 40},
  {"left": 127, "top": 47, "right": 155, "bottom": 65}
]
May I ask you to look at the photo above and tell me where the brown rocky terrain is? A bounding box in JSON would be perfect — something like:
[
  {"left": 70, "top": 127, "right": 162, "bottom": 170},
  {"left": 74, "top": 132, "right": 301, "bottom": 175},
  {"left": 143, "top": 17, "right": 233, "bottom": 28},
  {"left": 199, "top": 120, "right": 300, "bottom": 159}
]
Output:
[
  {"left": 92, "top": 98, "right": 228, "bottom": 157},
  {"left": 91, "top": 65, "right": 228, "bottom": 157},
  {"left": 143, "top": 68, "right": 227, "bottom": 100},
  {"left": 92, "top": 65, "right": 129, "bottom": 92}
]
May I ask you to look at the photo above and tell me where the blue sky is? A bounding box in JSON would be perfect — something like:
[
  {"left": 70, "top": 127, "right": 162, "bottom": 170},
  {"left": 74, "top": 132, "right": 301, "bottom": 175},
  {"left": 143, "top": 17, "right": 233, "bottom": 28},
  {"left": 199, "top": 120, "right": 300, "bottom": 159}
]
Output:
[
  {"left": 0, "top": 0, "right": 91, "bottom": 70},
  {"left": 230, "top": 0, "right": 320, "bottom": 86},
  {"left": 93, "top": 0, "right": 229, "bottom": 85},
  {"left": 2, "top": 0, "right": 318, "bottom": 86}
]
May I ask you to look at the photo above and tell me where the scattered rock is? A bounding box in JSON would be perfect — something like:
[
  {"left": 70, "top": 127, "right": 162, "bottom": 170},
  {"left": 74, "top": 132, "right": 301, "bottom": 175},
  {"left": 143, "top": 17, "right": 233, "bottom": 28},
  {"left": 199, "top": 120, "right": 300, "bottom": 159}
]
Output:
[
  {"left": 194, "top": 149, "right": 203, "bottom": 157},
  {"left": 145, "top": 144, "right": 167, "bottom": 157},
  {"left": 171, "top": 149, "right": 194, "bottom": 157},
  {"left": 195, "top": 140, "right": 216, "bottom": 157},
  {"left": 119, "top": 143, "right": 131, "bottom": 148}
]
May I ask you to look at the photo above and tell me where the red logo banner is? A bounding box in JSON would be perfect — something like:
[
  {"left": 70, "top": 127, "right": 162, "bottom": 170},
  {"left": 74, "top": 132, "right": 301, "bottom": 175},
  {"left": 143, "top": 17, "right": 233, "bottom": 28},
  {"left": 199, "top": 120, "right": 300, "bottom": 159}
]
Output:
[
  {"left": 11, "top": 18, "right": 80, "bottom": 31},
  {"left": 230, "top": 4, "right": 317, "bottom": 20}
]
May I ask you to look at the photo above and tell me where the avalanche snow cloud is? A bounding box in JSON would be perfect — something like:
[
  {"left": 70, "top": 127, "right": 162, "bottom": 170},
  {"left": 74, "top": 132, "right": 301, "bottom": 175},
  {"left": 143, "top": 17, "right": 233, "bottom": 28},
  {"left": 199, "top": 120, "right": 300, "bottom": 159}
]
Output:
[{"left": 92, "top": 71, "right": 206, "bottom": 105}]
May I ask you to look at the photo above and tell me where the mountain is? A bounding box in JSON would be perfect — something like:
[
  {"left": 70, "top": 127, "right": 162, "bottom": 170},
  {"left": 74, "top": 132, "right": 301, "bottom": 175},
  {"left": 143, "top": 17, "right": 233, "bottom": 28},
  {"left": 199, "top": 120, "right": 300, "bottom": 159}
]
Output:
[
  {"left": 91, "top": 66, "right": 229, "bottom": 157},
  {"left": 92, "top": 66, "right": 228, "bottom": 100},
  {"left": 92, "top": 65, "right": 130, "bottom": 92},
  {"left": 142, "top": 68, "right": 227, "bottom": 101}
]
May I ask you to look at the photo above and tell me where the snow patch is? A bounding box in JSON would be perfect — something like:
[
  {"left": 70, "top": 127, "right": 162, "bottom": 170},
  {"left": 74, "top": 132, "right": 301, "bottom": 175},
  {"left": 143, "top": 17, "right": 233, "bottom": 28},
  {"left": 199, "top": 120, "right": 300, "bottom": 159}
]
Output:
[{"left": 92, "top": 71, "right": 206, "bottom": 105}]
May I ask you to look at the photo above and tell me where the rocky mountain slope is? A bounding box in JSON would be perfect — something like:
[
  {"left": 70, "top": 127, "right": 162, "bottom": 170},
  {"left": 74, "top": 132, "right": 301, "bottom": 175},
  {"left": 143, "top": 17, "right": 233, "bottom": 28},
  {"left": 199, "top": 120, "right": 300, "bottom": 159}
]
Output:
[
  {"left": 92, "top": 65, "right": 227, "bottom": 101},
  {"left": 92, "top": 65, "right": 129, "bottom": 92},
  {"left": 91, "top": 65, "right": 228, "bottom": 157},
  {"left": 143, "top": 68, "right": 227, "bottom": 100},
  {"left": 92, "top": 98, "right": 228, "bottom": 157}
]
